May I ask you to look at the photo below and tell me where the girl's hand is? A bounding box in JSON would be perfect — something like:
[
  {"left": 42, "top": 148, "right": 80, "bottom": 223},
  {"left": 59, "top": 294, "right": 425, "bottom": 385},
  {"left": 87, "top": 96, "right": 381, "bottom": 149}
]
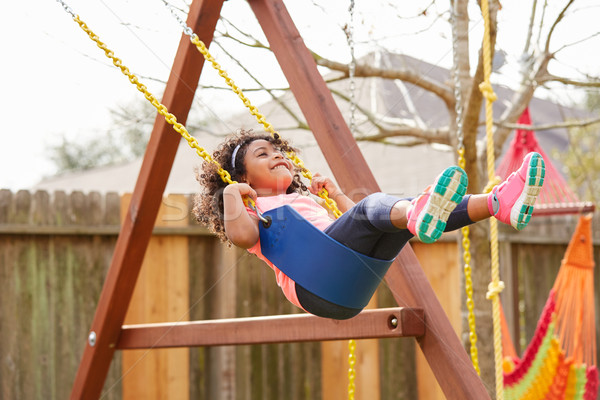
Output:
[
  {"left": 309, "top": 173, "right": 341, "bottom": 198},
  {"left": 225, "top": 183, "right": 258, "bottom": 204},
  {"left": 309, "top": 173, "right": 356, "bottom": 213}
]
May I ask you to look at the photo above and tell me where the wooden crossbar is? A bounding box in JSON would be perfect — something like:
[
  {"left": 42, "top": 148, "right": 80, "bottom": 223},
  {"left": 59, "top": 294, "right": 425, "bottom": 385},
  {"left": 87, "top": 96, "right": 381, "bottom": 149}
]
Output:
[
  {"left": 533, "top": 202, "right": 595, "bottom": 216},
  {"left": 117, "top": 308, "right": 424, "bottom": 349}
]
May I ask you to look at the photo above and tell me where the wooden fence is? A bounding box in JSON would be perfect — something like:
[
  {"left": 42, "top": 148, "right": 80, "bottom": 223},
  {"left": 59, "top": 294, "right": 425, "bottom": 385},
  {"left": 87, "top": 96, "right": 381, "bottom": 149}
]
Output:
[{"left": 1, "top": 189, "right": 598, "bottom": 399}]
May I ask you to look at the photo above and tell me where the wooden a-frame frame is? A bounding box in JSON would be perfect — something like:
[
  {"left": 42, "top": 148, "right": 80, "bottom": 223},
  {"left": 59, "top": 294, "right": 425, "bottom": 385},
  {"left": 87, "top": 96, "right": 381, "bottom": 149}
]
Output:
[{"left": 70, "top": 0, "right": 491, "bottom": 398}]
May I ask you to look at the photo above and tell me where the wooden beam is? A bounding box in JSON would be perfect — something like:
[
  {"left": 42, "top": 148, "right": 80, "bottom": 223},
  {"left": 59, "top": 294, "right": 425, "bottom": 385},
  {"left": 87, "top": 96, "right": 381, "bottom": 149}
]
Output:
[
  {"left": 117, "top": 308, "right": 424, "bottom": 349},
  {"left": 247, "top": 0, "right": 379, "bottom": 200},
  {"left": 533, "top": 202, "right": 595, "bottom": 216},
  {"left": 248, "top": 1, "right": 490, "bottom": 399},
  {"left": 70, "top": 1, "right": 226, "bottom": 398}
]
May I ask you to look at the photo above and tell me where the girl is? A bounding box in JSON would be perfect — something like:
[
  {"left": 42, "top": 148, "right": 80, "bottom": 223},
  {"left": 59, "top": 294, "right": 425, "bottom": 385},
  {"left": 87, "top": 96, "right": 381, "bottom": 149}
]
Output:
[{"left": 194, "top": 129, "right": 545, "bottom": 319}]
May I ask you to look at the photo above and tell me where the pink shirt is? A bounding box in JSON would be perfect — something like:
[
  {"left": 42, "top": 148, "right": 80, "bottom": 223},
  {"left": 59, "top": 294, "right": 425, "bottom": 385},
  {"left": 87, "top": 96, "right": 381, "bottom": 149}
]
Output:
[{"left": 247, "top": 193, "right": 334, "bottom": 309}]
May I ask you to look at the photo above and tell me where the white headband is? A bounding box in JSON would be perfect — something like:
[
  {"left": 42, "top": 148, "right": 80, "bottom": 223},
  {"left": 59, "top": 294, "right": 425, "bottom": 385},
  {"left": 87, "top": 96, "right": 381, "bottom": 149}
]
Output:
[{"left": 231, "top": 144, "right": 242, "bottom": 170}]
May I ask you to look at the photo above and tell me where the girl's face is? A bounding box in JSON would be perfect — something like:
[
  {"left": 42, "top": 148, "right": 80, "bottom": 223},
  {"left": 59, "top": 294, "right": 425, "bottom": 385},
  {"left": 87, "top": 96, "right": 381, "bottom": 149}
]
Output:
[{"left": 242, "top": 139, "right": 294, "bottom": 196}]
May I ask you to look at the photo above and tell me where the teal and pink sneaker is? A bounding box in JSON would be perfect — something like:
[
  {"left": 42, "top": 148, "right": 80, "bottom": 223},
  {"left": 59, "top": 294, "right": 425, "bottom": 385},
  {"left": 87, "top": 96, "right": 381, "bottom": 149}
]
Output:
[
  {"left": 407, "top": 166, "right": 468, "bottom": 243},
  {"left": 488, "top": 152, "right": 545, "bottom": 230}
]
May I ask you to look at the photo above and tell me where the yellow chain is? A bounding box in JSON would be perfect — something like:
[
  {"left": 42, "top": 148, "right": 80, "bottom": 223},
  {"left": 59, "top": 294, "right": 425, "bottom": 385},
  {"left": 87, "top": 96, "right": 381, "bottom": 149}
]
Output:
[
  {"left": 347, "top": 339, "right": 357, "bottom": 399},
  {"left": 190, "top": 36, "right": 343, "bottom": 218},
  {"left": 479, "top": 0, "right": 504, "bottom": 398},
  {"left": 452, "top": 0, "right": 481, "bottom": 374},
  {"left": 71, "top": 9, "right": 350, "bottom": 389},
  {"left": 68, "top": 11, "right": 343, "bottom": 218},
  {"left": 457, "top": 148, "right": 481, "bottom": 375},
  {"left": 71, "top": 15, "right": 236, "bottom": 189},
  {"left": 345, "top": 2, "right": 358, "bottom": 395}
]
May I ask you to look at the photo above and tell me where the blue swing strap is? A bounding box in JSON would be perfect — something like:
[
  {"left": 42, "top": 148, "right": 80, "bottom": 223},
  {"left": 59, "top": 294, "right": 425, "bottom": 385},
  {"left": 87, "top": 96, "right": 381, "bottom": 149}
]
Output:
[{"left": 258, "top": 205, "right": 394, "bottom": 310}]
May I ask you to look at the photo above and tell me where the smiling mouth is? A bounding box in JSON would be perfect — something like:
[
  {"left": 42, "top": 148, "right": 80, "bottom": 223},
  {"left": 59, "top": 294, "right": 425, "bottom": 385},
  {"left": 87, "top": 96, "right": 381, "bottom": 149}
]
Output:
[{"left": 272, "top": 164, "right": 289, "bottom": 170}]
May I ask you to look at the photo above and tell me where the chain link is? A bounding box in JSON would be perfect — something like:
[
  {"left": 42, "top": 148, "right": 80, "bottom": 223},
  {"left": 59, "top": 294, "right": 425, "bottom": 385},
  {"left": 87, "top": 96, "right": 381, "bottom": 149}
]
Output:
[
  {"left": 461, "top": 224, "right": 480, "bottom": 375},
  {"left": 347, "top": 339, "right": 357, "bottom": 400},
  {"left": 59, "top": 0, "right": 343, "bottom": 216},
  {"left": 54, "top": 0, "right": 76, "bottom": 19},
  {"left": 160, "top": 3, "right": 344, "bottom": 217},
  {"left": 346, "top": 0, "right": 357, "bottom": 136},
  {"left": 160, "top": 0, "right": 195, "bottom": 37},
  {"left": 451, "top": 0, "right": 480, "bottom": 374},
  {"left": 345, "top": 5, "right": 358, "bottom": 398},
  {"left": 188, "top": 34, "right": 342, "bottom": 216},
  {"left": 69, "top": 13, "right": 236, "bottom": 191},
  {"left": 451, "top": 1, "right": 466, "bottom": 161}
]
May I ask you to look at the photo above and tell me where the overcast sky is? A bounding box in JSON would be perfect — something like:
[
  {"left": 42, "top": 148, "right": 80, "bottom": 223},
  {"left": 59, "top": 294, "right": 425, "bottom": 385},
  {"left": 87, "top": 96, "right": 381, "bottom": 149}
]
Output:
[{"left": 1, "top": 0, "right": 598, "bottom": 191}]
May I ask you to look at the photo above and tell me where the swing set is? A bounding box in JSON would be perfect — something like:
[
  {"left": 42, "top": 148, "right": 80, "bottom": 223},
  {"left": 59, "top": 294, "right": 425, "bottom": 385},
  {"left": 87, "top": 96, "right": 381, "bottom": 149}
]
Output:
[{"left": 54, "top": 0, "right": 546, "bottom": 399}]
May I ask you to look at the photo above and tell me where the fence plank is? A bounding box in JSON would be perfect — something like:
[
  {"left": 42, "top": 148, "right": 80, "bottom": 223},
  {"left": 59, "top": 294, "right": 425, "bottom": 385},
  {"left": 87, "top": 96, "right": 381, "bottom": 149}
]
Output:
[
  {"left": 0, "top": 190, "right": 21, "bottom": 400},
  {"left": 121, "top": 193, "right": 190, "bottom": 400},
  {"left": 516, "top": 243, "right": 564, "bottom": 348},
  {"left": 13, "top": 190, "right": 31, "bottom": 224},
  {"left": 0, "top": 189, "right": 11, "bottom": 223},
  {"left": 412, "top": 241, "right": 461, "bottom": 400},
  {"left": 188, "top": 235, "right": 213, "bottom": 399},
  {"left": 377, "top": 283, "right": 418, "bottom": 400},
  {"left": 0, "top": 190, "right": 122, "bottom": 400},
  {"left": 206, "top": 243, "right": 237, "bottom": 400}
]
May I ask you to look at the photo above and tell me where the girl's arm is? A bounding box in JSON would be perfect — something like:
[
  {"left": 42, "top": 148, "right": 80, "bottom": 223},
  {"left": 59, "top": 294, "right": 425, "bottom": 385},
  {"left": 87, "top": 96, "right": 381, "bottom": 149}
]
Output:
[
  {"left": 309, "top": 174, "right": 355, "bottom": 213},
  {"left": 223, "top": 183, "right": 260, "bottom": 249}
]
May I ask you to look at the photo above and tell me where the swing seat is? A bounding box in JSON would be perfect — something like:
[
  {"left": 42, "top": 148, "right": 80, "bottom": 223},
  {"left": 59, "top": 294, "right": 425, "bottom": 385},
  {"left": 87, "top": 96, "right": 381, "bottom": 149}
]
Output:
[{"left": 259, "top": 205, "right": 394, "bottom": 310}]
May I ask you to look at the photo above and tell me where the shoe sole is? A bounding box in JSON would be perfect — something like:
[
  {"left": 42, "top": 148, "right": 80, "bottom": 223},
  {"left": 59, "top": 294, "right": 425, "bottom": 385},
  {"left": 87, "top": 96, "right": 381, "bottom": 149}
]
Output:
[
  {"left": 511, "top": 153, "right": 545, "bottom": 230},
  {"left": 416, "top": 166, "right": 468, "bottom": 243}
]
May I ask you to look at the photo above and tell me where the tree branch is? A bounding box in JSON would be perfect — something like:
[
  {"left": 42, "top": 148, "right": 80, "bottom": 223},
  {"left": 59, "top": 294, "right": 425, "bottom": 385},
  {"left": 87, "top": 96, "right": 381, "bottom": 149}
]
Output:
[
  {"left": 357, "top": 136, "right": 430, "bottom": 147},
  {"left": 212, "top": 38, "right": 309, "bottom": 129},
  {"left": 497, "top": 116, "right": 600, "bottom": 131},
  {"left": 543, "top": 0, "right": 576, "bottom": 54},
  {"left": 522, "top": 0, "right": 538, "bottom": 56},
  {"left": 537, "top": 74, "right": 600, "bottom": 87},
  {"left": 553, "top": 30, "right": 600, "bottom": 56},
  {"left": 314, "top": 55, "right": 455, "bottom": 108},
  {"left": 359, "top": 126, "right": 451, "bottom": 144}
]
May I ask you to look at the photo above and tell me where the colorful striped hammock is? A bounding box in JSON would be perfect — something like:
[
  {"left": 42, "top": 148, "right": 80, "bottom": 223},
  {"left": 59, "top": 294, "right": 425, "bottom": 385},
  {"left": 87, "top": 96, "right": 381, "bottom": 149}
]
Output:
[{"left": 502, "top": 215, "right": 598, "bottom": 400}]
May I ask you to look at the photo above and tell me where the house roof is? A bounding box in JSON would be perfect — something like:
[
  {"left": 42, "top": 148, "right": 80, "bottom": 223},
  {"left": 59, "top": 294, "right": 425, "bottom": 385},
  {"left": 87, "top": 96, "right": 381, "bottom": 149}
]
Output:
[{"left": 34, "top": 53, "right": 588, "bottom": 198}]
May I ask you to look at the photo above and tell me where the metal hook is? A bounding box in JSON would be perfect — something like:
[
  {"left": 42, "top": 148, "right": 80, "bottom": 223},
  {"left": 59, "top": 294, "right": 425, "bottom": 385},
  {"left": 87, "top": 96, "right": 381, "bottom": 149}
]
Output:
[{"left": 248, "top": 202, "right": 272, "bottom": 228}]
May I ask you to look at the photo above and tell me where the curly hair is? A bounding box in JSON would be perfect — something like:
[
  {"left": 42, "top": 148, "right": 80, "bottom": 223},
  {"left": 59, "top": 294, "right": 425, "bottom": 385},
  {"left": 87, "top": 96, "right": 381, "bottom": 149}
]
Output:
[{"left": 193, "top": 129, "right": 308, "bottom": 243}]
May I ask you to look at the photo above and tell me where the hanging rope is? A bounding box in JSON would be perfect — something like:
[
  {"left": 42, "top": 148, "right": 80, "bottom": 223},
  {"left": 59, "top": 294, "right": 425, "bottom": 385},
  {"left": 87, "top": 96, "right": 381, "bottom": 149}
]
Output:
[
  {"left": 450, "top": 0, "right": 480, "bottom": 375},
  {"left": 479, "top": 0, "right": 505, "bottom": 398}
]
